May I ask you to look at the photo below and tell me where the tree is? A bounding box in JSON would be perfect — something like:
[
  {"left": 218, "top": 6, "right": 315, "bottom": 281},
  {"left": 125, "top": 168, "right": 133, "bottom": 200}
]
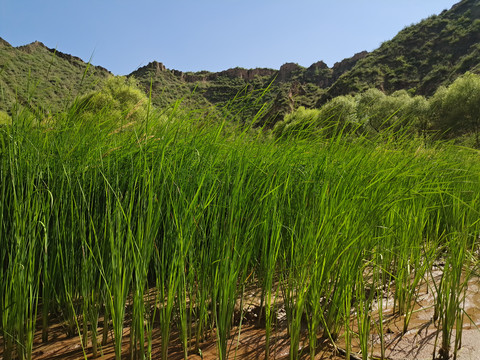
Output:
[
  {"left": 430, "top": 73, "right": 480, "bottom": 146},
  {"left": 355, "top": 88, "right": 386, "bottom": 133},
  {"left": 318, "top": 95, "right": 358, "bottom": 135},
  {"left": 355, "top": 89, "right": 429, "bottom": 136},
  {"left": 404, "top": 95, "right": 430, "bottom": 139}
]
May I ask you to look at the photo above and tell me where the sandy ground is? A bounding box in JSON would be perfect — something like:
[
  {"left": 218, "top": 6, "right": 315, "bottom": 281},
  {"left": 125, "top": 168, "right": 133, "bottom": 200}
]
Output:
[{"left": 2, "top": 276, "right": 480, "bottom": 360}]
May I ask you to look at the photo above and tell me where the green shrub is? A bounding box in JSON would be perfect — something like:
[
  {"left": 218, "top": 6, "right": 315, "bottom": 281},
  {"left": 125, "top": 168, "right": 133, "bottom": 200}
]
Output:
[
  {"left": 74, "top": 76, "right": 149, "bottom": 125},
  {"left": 273, "top": 95, "right": 359, "bottom": 139},
  {"left": 0, "top": 111, "right": 11, "bottom": 125},
  {"left": 273, "top": 106, "right": 322, "bottom": 139}
]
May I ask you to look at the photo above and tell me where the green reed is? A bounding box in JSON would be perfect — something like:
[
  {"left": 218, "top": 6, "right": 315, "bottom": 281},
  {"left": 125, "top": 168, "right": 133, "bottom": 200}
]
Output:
[{"left": 1, "top": 103, "right": 479, "bottom": 360}]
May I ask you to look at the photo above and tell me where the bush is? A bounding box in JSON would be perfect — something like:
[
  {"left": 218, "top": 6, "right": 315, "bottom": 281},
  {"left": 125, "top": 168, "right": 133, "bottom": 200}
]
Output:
[
  {"left": 0, "top": 111, "right": 11, "bottom": 125},
  {"left": 273, "top": 95, "right": 359, "bottom": 139},
  {"left": 273, "top": 107, "right": 322, "bottom": 139},
  {"left": 74, "top": 76, "right": 150, "bottom": 125}
]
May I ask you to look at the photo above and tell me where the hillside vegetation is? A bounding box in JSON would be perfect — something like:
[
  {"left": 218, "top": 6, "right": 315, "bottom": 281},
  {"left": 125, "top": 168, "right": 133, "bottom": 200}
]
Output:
[
  {"left": 326, "top": 0, "right": 480, "bottom": 99},
  {"left": 1, "top": 0, "right": 479, "bottom": 127},
  {"left": 0, "top": 39, "right": 110, "bottom": 115}
]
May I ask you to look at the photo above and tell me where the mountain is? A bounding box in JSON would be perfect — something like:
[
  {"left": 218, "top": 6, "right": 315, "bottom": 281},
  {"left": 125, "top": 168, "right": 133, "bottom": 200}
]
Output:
[
  {"left": 324, "top": 0, "right": 480, "bottom": 101},
  {"left": 1, "top": 0, "right": 479, "bottom": 123},
  {"left": 128, "top": 52, "right": 368, "bottom": 125},
  {"left": 0, "top": 39, "right": 111, "bottom": 115}
]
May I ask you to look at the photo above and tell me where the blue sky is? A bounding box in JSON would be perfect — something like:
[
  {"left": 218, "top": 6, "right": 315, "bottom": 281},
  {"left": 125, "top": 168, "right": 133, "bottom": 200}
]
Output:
[{"left": 1, "top": 0, "right": 459, "bottom": 75}]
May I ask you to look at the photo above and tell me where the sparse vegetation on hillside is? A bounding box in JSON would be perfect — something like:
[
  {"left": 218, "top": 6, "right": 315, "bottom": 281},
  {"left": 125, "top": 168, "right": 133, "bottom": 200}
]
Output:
[
  {"left": 0, "top": 39, "right": 110, "bottom": 114},
  {"left": 326, "top": 0, "right": 480, "bottom": 99}
]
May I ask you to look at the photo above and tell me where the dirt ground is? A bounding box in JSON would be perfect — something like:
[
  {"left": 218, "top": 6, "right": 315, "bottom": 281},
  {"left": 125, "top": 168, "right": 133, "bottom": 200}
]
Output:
[{"left": 2, "top": 276, "right": 480, "bottom": 360}]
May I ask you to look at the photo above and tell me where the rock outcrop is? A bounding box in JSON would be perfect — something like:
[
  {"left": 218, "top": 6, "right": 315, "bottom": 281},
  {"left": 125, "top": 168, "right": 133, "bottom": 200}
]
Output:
[
  {"left": 210, "top": 67, "right": 277, "bottom": 82},
  {"left": 332, "top": 51, "right": 368, "bottom": 80},
  {"left": 131, "top": 61, "right": 166, "bottom": 78},
  {"left": 304, "top": 61, "right": 333, "bottom": 88},
  {"left": 277, "top": 63, "right": 304, "bottom": 82}
]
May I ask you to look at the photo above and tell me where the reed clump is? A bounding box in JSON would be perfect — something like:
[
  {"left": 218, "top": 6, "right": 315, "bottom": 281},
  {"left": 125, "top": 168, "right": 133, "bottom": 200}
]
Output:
[{"left": 0, "top": 101, "right": 479, "bottom": 360}]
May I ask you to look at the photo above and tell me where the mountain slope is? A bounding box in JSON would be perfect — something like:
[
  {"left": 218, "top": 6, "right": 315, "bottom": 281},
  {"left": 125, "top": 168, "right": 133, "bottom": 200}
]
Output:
[
  {"left": 324, "top": 0, "right": 480, "bottom": 101},
  {"left": 128, "top": 0, "right": 480, "bottom": 122},
  {"left": 0, "top": 39, "right": 111, "bottom": 114},
  {"left": 128, "top": 52, "right": 367, "bottom": 125},
  {"left": 0, "top": 0, "right": 479, "bottom": 122}
]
